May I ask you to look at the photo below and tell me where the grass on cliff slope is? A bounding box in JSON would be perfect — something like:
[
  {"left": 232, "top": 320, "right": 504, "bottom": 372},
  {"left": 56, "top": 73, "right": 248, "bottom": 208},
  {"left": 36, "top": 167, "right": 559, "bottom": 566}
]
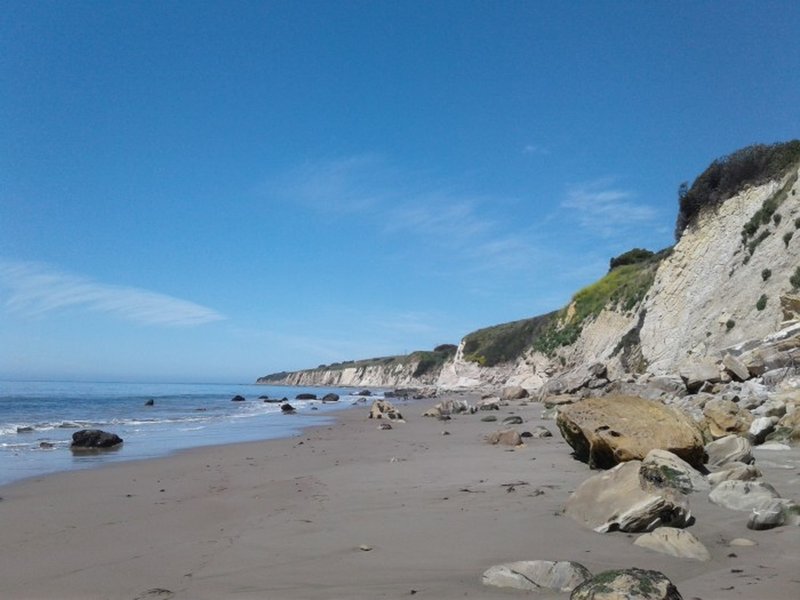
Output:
[
  {"left": 462, "top": 248, "right": 666, "bottom": 366},
  {"left": 533, "top": 252, "right": 665, "bottom": 357},
  {"left": 462, "top": 312, "right": 557, "bottom": 367}
]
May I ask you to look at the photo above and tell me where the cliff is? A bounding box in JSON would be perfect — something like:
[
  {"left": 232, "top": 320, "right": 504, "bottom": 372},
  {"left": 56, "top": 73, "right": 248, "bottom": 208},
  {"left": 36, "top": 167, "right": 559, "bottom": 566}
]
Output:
[{"left": 260, "top": 142, "right": 800, "bottom": 393}]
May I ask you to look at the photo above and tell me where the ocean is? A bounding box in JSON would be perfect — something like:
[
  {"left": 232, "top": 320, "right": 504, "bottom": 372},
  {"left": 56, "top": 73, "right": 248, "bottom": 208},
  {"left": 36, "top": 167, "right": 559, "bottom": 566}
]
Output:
[{"left": 0, "top": 380, "right": 367, "bottom": 487}]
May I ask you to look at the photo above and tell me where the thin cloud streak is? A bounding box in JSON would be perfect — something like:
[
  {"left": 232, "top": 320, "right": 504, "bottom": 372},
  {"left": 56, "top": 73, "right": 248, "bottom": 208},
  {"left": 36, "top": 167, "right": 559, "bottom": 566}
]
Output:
[
  {"left": 562, "top": 179, "right": 659, "bottom": 236},
  {"left": 0, "top": 260, "right": 226, "bottom": 327},
  {"left": 270, "top": 156, "right": 538, "bottom": 275}
]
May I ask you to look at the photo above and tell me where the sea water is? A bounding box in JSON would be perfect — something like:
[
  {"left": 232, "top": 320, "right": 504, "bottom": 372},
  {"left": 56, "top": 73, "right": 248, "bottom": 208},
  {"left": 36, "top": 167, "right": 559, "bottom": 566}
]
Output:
[{"left": 0, "top": 380, "right": 365, "bottom": 486}]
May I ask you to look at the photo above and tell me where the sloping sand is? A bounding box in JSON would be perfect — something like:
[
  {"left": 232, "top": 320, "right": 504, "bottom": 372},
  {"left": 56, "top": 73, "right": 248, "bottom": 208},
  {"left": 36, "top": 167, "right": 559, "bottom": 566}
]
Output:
[{"left": 0, "top": 395, "right": 798, "bottom": 599}]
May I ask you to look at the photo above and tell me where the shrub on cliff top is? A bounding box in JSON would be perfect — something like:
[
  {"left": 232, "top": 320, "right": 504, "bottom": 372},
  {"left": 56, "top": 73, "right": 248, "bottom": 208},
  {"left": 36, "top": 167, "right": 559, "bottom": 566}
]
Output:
[{"left": 675, "top": 141, "right": 800, "bottom": 239}]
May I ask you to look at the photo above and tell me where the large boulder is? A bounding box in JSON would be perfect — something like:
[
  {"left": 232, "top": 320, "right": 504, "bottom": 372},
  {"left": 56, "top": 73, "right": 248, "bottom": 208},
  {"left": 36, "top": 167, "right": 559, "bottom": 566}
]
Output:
[
  {"left": 707, "top": 462, "right": 762, "bottom": 485},
  {"left": 633, "top": 527, "right": 710, "bottom": 561},
  {"left": 565, "top": 461, "right": 692, "bottom": 533},
  {"left": 422, "top": 398, "right": 471, "bottom": 417},
  {"left": 679, "top": 360, "right": 720, "bottom": 393},
  {"left": 705, "top": 434, "right": 753, "bottom": 467},
  {"left": 482, "top": 560, "right": 591, "bottom": 593},
  {"left": 557, "top": 396, "right": 705, "bottom": 469},
  {"left": 708, "top": 480, "right": 781, "bottom": 512},
  {"left": 501, "top": 386, "right": 529, "bottom": 400},
  {"left": 321, "top": 393, "right": 340, "bottom": 402},
  {"left": 295, "top": 393, "right": 317, "bottom": 400},
  {"left": 540, "top": 363, "right": 609, "bottom": 397},
  {"left": 570, "top": 568, "right": 683, "bottom": 600},
  {"left": 369, "top": 399, "right": 403, "bottom": 421},
  {"left": 639, "top": 449, "right": 708, "bottom": 494},
  {"left": 702, "top": 398, "right": 754, "bottom": 439},
  {"left": 71, "top": 429, "right": 123, "bottom": 449},
  {"left": 486, "top": 429, "right": 523, "bottom": 447}
]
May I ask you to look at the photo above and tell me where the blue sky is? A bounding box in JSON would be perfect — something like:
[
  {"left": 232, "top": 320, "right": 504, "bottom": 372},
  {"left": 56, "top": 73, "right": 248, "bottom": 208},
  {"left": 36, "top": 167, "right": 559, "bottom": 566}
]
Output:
[{"left": 2, "top": 1, "right": 799, "bottom": 383}]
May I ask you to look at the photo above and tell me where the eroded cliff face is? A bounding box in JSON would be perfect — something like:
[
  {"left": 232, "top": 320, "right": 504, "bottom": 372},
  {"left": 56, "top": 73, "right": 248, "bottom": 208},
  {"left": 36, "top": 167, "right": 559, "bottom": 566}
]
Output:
[
  {"left": 439, "top": 165, "right": 800, "bottom": 390},
  {"left": 639, "top": 174, "right": 797, "bottom": 373},
  {"left": 262, "top": 164, "right": 800, "bottom": 393},
  {"left": 260, "top": 360, "right": 437, "bottom": 388}
]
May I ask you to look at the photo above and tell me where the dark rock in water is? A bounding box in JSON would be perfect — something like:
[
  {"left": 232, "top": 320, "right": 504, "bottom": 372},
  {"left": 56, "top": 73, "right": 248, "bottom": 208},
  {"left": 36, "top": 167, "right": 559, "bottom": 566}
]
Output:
[
  {"left": 144, "top": 399, "right": 155, "bottom": 406},
  {"left": 281, "top": 403, "right": 296, "bottom": 414},
  {"left": 16, "top": 426, "right": 34, "bottom": 433},
  {"left": 195, "top": 407, "right": 207, "bottom": 412},
  {"left": 71, "top": 429, "right": 123, "bottom": 450},
  {"left": 262, "top": 397, "right": 283, "bottom": 403},
  {"left": 39, "top": 441, "right": 55, "bottom": 449},
  {"left": 231, "top": 395, "right": 246, "bottom": 402},
  {"left": 356, "top": 389, "right": 372, "bottom": 397},
  {"left": 258, "top": 395, "right": 270, "bottom": 400},
  {"left": 322, "top": 393, "right": 340, "bottom": 402},
  {"left": 295, "top": 393, "right": 317, "bottom": 400}
]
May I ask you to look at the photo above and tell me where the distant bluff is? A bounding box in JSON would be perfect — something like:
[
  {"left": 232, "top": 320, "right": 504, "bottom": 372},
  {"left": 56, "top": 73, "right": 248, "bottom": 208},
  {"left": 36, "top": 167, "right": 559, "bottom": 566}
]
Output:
[{"left": 259, "top": 141, "right": 800, "bottom": 394}]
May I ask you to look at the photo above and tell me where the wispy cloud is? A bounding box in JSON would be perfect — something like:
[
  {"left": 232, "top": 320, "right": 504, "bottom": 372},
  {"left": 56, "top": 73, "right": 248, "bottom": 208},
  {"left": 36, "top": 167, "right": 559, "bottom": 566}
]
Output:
[
  {"left": 523, "top": 143, "right": 550, "bottom": 155},
  {"left": 267, "top": 156, "right": 538, "bottom": 275},
  {"left": 0, "top": 259, "right": 226, "bottom": 326},
  {"left": 562, "top": 179, "right": 659, "bottom": 237}
]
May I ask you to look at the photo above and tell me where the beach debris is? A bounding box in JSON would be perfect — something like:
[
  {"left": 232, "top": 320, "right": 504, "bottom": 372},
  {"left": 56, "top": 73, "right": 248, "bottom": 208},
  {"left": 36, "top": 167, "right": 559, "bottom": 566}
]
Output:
[
  {"left": 480, "top": 415, "right": 497, "bottom": 422},
  {"left": 133, "top": 588, "right": 174, "bottom": 599},
  {"left": 486, "top": 429, "right": 523, "bottom": 447},
  {"left": 481, "top": 560, "right": 591, "bottom": 593},
  {"left": 570, "top": 567, "right": 683, "bottom": 600},
  {"left": 280, "top": 403, "right": 296, "bottom": 414},
  {"left": 502, "top": 415, "right": 523, "bottom": 425},
  {"left": 144, "top": 399, "right": 155, "bottom": 406},
  {"left": 378, "top": 422, "right": 393, "bottom": 430},
  {"left": 70, "top": 429, "right": 123, "bottom": 450},
  {"left": 633, "top": 527, "right": 710, "bottom": 561},
  {"left": 369, "top": 399, "right": 404, "bottom": 421},
  {"left": 322, "top": 393, "right": 340, "bottom": 402},
  {"left": 565, "top": 460, "right": 692, "bottom": 533},
  {"left": 231, "top": 395, "right": 246, "bottom": 402},
  {"left": 557, "top": 396, "right": 706, "bottom": 469},
  {"left": 358, "top": 544, "right": 373, "bottom": 551}
]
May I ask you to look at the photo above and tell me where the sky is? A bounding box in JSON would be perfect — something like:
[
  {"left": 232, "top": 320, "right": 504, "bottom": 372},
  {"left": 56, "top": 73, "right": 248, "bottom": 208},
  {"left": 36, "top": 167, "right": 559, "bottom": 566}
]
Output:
[{"left": 2, "top": 1, "right": 800, "bottom": 383}]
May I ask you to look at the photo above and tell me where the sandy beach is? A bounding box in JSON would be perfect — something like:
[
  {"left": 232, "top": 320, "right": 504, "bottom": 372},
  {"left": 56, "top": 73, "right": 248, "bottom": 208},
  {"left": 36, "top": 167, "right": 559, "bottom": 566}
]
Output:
[{"left": 0, "top": 394, "right": 798, "bottom": 600}]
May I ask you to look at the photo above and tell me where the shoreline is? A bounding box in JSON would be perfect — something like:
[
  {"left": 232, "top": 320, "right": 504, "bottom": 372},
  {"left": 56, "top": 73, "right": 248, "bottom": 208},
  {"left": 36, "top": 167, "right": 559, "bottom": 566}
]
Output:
[{"left": 1, "top": 394, "right": 798, "bottom": 599}]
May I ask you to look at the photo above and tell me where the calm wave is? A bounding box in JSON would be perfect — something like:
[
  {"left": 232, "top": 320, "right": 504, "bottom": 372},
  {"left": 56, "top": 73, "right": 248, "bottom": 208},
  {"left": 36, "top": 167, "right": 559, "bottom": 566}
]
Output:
[{"left": 0, "top": 380, "right": 373, "bottom": 486}]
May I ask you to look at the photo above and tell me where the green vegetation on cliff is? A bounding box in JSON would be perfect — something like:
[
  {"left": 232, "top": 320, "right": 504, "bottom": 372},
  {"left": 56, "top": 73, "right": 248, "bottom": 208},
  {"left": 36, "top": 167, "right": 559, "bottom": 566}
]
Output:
[
  {"left": 676, "top": 140, "right": 800, "bottom": 239},
  {"left": 463, "top": 248, "right": 668, "bottom": 365},
  {"left": 462, "top": 312, "right": 557, "bottom": 367}
]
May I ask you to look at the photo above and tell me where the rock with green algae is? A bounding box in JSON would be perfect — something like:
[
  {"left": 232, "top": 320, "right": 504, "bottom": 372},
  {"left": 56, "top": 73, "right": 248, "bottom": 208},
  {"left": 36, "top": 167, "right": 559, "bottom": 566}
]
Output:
[{"left": 570, "top": 567, "right": 683, "bottom": 600}]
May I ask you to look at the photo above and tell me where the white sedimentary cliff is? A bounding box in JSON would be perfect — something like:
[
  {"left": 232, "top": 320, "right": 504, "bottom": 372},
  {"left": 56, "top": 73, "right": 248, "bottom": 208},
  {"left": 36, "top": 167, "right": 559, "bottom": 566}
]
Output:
[{"left": 262, "top": 161, "right": 800, "bottom": 394}]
